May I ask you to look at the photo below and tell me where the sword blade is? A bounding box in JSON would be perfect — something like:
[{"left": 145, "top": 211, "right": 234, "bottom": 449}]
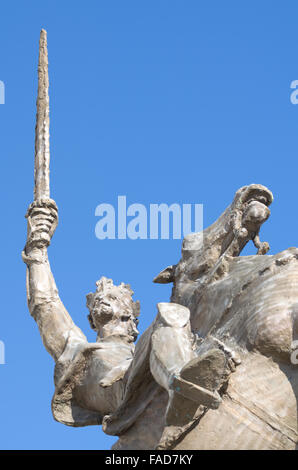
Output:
[{"left": 34, "top": 29, "right": 50, "bottom": 200}]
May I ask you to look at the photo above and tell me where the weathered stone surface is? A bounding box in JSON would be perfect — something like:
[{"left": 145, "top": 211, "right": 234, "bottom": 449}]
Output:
[
  {"left": 174, "top": 353, "right": 298, "bottom": 450},
  {"left": 170, "top": 376, "right": 221, "bottom": 409},
  {"left": 180, "top": 349, "right": 226, "bottom": 391},
  {"left": 22, "top": 31, "right": 298, "bottom": 450}
]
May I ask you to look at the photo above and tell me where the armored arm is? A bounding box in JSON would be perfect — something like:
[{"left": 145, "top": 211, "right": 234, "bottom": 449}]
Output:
[
  {"left": 22, "top": 199, "right": 86, "bottom": 361},
  {"left": 23, "top": 30, "right": 86, "bottom": 361}
]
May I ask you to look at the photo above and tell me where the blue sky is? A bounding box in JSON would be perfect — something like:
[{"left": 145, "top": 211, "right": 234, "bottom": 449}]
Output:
[{"left": 1, "top": 1, "right": 298, "bottom": 450}]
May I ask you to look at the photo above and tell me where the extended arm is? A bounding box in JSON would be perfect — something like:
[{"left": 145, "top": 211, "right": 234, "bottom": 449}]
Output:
[{"left": 22, "top": 199, "right": 86, "bottom": 361}]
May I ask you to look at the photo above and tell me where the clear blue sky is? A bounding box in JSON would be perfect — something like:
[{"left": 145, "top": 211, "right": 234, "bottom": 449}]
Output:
[{"left": 1, "top": 0, "right": 298, "bottom": 450}]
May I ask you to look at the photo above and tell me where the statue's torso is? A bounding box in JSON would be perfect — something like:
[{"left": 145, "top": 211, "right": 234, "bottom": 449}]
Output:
[{"left": 52, "top": 336, "right": 134, "bottom": 426}]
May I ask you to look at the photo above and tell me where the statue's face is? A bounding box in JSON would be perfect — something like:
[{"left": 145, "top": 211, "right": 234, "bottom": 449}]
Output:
[{"left": 91, "top": 288, "right": 139, "bottom": 342}]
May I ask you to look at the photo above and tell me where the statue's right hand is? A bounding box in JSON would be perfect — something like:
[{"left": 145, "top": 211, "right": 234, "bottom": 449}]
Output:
[{"left": 25, "top": 199, "right": 58, "bottom": 250}]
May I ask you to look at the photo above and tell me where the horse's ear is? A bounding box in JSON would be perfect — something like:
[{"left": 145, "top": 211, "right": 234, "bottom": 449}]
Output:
[{"left": 153, "top": 265, "right": 176, "bottom": 284}]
